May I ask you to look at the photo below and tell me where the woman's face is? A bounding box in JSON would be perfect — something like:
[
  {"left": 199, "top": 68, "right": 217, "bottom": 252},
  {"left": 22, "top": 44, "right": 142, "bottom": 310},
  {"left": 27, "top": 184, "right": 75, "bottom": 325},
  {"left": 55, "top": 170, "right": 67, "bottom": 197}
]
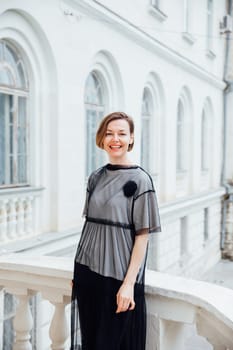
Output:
[{"left": 103, "top": 119, "right": 134, "bottom": 164}]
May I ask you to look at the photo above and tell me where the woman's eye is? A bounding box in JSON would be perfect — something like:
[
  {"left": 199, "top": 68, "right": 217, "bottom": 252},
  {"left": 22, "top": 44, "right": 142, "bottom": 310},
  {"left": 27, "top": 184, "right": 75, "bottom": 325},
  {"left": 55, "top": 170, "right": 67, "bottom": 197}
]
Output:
[{"left": 106, "top": 133, "right": 112, "bottom": 136}]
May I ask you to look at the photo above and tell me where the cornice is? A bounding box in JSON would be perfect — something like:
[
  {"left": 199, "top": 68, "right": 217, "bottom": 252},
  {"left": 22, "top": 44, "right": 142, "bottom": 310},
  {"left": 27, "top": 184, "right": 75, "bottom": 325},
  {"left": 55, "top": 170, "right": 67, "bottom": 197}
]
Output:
[
  {"left": 159, "top": 187, "right": 225, "bottom": 221},
  {"left": 62, "top": 0, "right": 226, "bottom": 90}
]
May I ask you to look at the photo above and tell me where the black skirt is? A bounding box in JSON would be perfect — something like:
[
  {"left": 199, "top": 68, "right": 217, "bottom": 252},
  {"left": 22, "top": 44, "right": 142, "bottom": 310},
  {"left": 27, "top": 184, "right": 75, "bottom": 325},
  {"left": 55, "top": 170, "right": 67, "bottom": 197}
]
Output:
[{"left": 70, "top": 263, "right": 146, "bottom": 350}]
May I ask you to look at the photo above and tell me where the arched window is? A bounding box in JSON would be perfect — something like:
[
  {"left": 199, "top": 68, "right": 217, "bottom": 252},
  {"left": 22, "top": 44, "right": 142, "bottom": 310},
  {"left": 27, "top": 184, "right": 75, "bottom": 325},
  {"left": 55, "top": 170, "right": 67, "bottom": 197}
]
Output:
[
  {"left": 84, "top": 72, "right": 106, "bottom": 176},
  {"left": 141, "top": 88, "right": 153, "bottom": 171},
  {"left": 201, "top": 109, "right": 210, "bottom": 171},
  {"left": 0, "top": 40, "right": 29, "bottom": 187},
  {"left": 176, "top": 99, "right": 186, "bottom": 172}
]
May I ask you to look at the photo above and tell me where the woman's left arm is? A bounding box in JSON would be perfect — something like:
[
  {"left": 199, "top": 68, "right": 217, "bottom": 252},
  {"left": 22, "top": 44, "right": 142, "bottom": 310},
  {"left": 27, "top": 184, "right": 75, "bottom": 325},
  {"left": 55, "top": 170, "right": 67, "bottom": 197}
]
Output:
[{"left": 116, "top": 229, "right": 149, "bottom": 313}]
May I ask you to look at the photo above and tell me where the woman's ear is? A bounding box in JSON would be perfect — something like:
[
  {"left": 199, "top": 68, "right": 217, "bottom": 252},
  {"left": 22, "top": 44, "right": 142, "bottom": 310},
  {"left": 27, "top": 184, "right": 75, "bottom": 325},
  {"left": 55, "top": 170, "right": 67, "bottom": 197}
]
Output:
[{"left": 129, "top": 134, "right": 134, "bottom": 144}]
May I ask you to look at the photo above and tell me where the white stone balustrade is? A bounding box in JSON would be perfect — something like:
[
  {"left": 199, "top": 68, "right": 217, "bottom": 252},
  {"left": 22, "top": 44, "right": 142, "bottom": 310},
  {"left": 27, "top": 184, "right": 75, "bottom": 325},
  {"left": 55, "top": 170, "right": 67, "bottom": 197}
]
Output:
[
  {"left": 0, "top": 254, "right": 232, "bottom": 350},
  {"left": 0, "top": 188, "right": 42, "bottom": 243}
]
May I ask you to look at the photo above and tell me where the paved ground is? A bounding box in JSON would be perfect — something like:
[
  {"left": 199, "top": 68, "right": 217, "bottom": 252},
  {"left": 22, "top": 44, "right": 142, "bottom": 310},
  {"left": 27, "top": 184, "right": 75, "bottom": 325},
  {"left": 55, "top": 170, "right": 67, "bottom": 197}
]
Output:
[
  {"left": 201, "top": 259, "right": 233, "bottom": 289},
  {"left": 184, "top": 259, "right": 233, "bottom": 350}
]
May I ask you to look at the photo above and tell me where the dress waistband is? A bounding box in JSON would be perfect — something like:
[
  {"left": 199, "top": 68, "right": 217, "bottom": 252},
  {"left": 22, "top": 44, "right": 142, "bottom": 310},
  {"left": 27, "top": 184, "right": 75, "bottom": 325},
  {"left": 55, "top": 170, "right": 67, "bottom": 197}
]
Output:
[{"left": 86, "top": 216, "right": 134, "bottom": 230}]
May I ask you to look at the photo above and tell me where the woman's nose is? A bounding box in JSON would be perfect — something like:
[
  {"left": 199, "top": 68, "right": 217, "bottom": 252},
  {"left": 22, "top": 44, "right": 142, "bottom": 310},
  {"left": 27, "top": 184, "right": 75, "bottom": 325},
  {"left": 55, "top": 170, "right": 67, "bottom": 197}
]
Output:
[{"left": 112, "top": 134, "right": 119, "bottom": 141}]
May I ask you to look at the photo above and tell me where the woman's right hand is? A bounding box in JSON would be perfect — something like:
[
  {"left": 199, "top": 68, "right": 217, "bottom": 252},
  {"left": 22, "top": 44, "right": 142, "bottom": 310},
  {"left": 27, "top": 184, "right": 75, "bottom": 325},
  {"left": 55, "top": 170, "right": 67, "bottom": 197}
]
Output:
[{"left": 116, "top": 281, "right": 135, "bottom": 313}]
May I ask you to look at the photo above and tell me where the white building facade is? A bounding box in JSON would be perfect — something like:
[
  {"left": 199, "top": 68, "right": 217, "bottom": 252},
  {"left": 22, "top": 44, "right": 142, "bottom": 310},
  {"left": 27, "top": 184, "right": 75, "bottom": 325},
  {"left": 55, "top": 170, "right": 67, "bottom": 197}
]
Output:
[{"left": 0, "top": 0, "right": 231, "bottom": 348}]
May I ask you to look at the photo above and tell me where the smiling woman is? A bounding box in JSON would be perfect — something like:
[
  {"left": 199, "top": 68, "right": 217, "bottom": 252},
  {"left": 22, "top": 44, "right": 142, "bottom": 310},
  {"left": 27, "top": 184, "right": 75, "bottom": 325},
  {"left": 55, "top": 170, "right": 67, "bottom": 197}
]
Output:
[
  {"left": 70, "top": 112, "right": 161, "bottom": 350},
  {"left": 99, "top": 114, "right": 134, "bottom": 165}
]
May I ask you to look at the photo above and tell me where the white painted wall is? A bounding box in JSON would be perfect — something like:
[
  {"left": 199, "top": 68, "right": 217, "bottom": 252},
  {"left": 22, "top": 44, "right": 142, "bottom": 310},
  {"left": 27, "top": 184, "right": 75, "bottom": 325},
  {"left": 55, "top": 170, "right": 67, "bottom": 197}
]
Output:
[{"left": 0, "top": 0, "right": 227, "bottom": 277}]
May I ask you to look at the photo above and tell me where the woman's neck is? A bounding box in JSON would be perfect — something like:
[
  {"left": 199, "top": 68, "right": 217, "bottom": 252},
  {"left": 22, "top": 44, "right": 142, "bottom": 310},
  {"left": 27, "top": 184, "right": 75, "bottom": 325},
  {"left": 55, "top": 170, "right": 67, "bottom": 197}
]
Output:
[{"left": 108, "top": 158, "right": 134, "bottom": 166}]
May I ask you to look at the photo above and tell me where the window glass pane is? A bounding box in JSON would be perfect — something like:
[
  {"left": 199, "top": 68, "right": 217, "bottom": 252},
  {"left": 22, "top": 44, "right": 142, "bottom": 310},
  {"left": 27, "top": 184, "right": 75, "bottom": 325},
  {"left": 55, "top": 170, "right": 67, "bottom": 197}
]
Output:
[
  {"left": 0, "top": 93, "right": 6, "bottom": 185},
  {"left": 18, "top": 155, "right": 27, "bottom": 183},
  {"left": 85, "top": 73, "right": 105, "bottom": 176},
  {"left": 85, "top": 73, "right": 103, "bottom": 105},
  {"left": 86, "top": 108, "right": 104, "bottom": 176},
  {"left": 0, "top": 67, "right": 14, "bottom": 86},
  {"left": 18, "top": 96, "right": 26, "bottom": 125},
  {"left": 9, "top": 125, "right": 14, "bottom": 154},
  {"left": 0, "top": 40, "right": 27, "bottom": 89},
  {"left": 9, "top": 95, "right": 14, "bottom": 124},
  {"left": 17, "top": 97, "right": 27, "bottom": 183},
  {"left": 177, "top": 100, "right": 185, "bottom": 171},
  {"left": 18, "top": 125, "right": 26, "bottom": 154},
  {"left": 201, "top": 111, "right": 209, "bottom": 170},
  {"left": 18, "top": 97, "right": 27, "bottom": 153},
  {"left": 10, "top": 155, "right": 14, "bottom": 183},
  {"left": 86, "top": 109, "right": 94, "bottom": 176},
  {"left": 141, "top": 118, "right": 150, "bottom": 170},
  {"left": 17, "top": 61, "right": 26, "bottom": 88},
  {"left": 141, "top": 88, "right": 152, "bottom": 171},
  {"left": 4, "top": 44, "right": 17, "bottom": 69},
  {"left": 0, "top": 93, "right": 14, "bottom": 185}
]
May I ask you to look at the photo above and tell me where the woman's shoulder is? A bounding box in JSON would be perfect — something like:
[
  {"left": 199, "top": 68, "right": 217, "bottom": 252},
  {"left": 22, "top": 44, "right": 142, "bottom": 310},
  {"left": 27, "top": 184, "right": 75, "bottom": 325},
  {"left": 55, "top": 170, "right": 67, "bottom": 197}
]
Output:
[
  {"left": 135, "top": 166, "right": 154, "bottom": 184},
  {"left": 133, "top": 167, "right": 155, "bottom": 193},
  {"left": 89, "top": 165, "right": 106, "bottom": 178},
  {"left": 87, "top": 166, "right": 106, "bottom": 190}
]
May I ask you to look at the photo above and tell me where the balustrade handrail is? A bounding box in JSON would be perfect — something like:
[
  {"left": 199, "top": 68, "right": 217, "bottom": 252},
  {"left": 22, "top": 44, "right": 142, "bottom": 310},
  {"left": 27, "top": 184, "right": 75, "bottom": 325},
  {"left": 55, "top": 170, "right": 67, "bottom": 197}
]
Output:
[
  {"left": 0, "top": 254, "right": 232, "bottom": 324},
  {"left": 0, "top": 254, "right": 233, "bottom": 350},
  {"left": 0, "top": 186, "right": 44, "bottom": 197},
  {"left": 146, "top": 269, "right": 233, "bottom": 328}
]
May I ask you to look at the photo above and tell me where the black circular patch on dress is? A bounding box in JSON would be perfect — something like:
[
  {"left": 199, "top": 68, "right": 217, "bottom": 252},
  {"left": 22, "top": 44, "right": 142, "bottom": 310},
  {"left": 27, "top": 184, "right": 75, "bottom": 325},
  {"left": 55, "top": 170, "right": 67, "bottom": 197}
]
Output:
[{"left": 123, "top": 181, "right": 137, "bottom": 197}]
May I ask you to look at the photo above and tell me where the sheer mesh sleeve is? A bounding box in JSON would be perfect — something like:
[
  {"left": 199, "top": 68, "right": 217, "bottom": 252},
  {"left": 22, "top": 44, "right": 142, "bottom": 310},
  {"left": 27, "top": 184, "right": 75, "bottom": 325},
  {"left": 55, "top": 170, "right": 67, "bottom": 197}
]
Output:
[
  {"left": 82, "top": 166, "right": 105, "bottom": 218},
  {"left": 82, "top": 188, "right": 89, "bottom": 217},
  {"left": 133, "top": 190, "right": 161, "bottom": 234}
]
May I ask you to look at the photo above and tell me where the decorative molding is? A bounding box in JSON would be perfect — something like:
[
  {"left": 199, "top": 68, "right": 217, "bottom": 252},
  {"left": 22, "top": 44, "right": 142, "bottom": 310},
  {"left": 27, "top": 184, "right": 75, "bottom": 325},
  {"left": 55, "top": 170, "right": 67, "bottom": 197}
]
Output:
[
  {"left": 148, "top": 5, "right": 167, "bottom": 22},
  {"left": 206, "top": 49, "right": 216, "bottom": 60},
  {"left": 63, "top": 0, "right": 225, "bottom": 90},
  {"left": 159, "top": 187, "right": 225, "bottom": 221},
  {"left": 0, "top": 186, "right": 44, "bottom": 197},
  {"left": 182, "top": 31, "right": 196, "bottom": 45}
]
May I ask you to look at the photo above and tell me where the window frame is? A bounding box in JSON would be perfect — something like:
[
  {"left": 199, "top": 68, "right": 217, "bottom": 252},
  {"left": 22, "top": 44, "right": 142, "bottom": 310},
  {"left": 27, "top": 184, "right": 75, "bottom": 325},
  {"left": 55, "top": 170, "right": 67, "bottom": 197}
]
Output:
[
  {"left": 84, "top": 72, "right": 106, "bottom": 177},
  {"left": 201, "top": 109, "right": 210, "bottom": 172},
  {"left": 180, "top": 216, "right": 188, "bottom": 257},
  {"left": 206, "top": 0, "right": 214, "bottom": 52},
  {"left": 183, "top": 0, "right": 190, "bottom": 33},
  {"left": 182, "top": 0, "right": 196, "bottom": 44},
  {"left": 176, "top": 99, "right": 187, "bottom": 173},
  {"left": 0, "top": 40, "right": 29, "bottom": 189},
  {"left": 141, "top": 87, "right": 153, "bottom": 172},
  {"left": 203, "top": 207, "right": 209, "bottom": 243}
]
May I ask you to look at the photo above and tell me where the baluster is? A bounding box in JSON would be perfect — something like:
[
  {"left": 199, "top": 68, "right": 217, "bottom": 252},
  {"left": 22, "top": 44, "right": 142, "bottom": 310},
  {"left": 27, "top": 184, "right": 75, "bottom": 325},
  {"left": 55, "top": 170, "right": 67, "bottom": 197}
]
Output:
[
  {"left": 13, "top": 294, "right": 33, "bottom": 350},
  {"left": 8, "top": 199, "right": 17, "bottom": 240},
  {"left": 24, "top": 196, "right": 33, "bottom": 235},
  {"left": 0, "top": 200, "right": 8, "bottom": 242},
  {"left": 49, "top": 302, "right": 69, "bottom": 350},
  {"left": 17, "top": 198, "right": 25, "bottom": 237}
]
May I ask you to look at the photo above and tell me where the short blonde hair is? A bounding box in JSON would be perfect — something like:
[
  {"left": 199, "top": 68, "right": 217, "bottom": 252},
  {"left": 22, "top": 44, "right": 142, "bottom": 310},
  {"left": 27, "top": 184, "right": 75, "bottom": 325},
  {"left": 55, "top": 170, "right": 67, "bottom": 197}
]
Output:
[{"left": 96, "top": 112, "right": 134, "bottom": 151}]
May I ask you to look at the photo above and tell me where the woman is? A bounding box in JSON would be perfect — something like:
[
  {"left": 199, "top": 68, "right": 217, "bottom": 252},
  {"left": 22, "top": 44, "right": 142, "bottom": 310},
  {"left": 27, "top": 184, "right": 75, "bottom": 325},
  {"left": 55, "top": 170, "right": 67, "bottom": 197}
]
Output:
[{"left": 70, "top": 112, "right": 161, "bottom": 350}]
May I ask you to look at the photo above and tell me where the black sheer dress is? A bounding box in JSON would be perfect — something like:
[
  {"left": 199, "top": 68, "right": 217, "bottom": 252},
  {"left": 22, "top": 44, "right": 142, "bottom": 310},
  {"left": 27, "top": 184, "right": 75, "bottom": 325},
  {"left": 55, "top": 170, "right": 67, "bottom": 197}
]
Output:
[{"left": 70, "top": 164, "right": 161, "bottom": 350}]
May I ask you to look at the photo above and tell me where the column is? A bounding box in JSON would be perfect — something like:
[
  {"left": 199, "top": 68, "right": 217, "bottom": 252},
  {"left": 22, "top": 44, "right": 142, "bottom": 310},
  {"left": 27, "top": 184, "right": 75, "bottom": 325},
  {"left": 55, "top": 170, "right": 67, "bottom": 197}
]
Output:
[
  {"left": 13, "top": 294, "right": 33, "bottom": 350},
  {"left": 49, "top": 302, "right": 69, "bottom": 350}
]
